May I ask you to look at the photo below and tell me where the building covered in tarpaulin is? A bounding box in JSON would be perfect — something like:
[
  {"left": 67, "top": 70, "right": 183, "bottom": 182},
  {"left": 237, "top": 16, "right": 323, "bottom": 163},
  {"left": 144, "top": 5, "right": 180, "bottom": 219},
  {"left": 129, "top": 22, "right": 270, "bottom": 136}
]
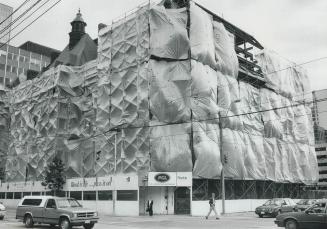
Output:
[{"left": 0, "top": 0, "right": 318, "bottom": 216}]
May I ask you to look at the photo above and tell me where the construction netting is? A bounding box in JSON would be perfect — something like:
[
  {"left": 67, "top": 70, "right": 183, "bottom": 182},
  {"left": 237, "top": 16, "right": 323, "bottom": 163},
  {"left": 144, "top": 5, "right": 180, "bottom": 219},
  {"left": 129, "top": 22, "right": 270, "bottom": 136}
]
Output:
[
  {"left": 0, "top": 89, "right": 10, "bottom": 172},
  {"left": 1, "top": 1, "right": 318, "bottom": 184}
]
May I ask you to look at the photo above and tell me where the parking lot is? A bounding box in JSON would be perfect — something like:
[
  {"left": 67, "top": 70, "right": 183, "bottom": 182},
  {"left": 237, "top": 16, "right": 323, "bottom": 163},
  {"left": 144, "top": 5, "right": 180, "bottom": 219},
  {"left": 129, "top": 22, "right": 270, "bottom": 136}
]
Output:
[{"left": 0, "top": 209, "right": 278, "bottom": 229}]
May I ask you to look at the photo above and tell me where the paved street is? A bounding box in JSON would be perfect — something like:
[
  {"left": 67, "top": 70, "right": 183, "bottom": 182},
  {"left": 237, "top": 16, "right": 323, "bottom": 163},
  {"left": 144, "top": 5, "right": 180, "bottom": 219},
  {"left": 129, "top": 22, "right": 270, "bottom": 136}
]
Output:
[{"left": 0, "top": 209, "right": 279, "bottom": 229}]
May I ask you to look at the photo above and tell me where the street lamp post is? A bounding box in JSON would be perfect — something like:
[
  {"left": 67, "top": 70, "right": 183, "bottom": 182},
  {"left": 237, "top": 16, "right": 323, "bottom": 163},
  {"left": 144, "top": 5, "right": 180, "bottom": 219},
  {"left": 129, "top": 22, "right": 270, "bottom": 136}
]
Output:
[
  {"left": 220, "top": 99, "right": 241, "bottom": 215},
  {"left": 110, "top": 127, "right": 121, "bottom": 216}
]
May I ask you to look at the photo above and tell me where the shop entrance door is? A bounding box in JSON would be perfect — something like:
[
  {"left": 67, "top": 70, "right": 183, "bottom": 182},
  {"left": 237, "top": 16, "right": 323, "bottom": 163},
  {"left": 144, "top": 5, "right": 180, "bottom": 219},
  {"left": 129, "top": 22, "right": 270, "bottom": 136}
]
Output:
[{"left": 174, "top": 187, "right": 190, "bottom": 215}]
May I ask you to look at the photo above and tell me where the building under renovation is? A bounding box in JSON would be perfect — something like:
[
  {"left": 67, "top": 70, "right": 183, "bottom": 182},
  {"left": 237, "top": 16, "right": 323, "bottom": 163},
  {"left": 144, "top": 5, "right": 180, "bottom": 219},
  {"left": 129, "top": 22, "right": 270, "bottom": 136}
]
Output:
[{"left": 0, "top": 0, "right": 319, "bottom": 216}]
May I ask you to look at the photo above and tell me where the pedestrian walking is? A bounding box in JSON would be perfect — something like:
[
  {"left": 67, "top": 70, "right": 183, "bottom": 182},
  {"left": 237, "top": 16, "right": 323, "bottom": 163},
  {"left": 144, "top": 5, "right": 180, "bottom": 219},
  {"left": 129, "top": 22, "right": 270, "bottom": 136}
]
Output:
[
  {"left": 206, "top": 193, "right": 220, "bottom": 220},
  {"left": 146, "top": 200, "right": 154, "bottom": 216}
]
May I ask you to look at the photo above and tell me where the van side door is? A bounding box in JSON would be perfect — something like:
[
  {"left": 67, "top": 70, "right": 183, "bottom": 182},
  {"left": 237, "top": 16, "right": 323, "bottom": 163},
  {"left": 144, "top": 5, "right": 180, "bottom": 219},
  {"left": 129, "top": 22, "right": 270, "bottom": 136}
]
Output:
[{"left": 43, "top": 199, "right": 58, "bottom": 225}]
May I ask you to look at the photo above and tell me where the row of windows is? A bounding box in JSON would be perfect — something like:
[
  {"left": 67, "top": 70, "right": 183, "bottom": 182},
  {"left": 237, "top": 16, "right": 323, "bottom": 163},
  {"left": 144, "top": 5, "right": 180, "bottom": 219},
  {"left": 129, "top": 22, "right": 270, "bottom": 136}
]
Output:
[
  {"left": 0, "top": 64, "right": 29, "bottom": 75},
  {"left": 0, "top": 190, "right": 138, "bottom": 201}
]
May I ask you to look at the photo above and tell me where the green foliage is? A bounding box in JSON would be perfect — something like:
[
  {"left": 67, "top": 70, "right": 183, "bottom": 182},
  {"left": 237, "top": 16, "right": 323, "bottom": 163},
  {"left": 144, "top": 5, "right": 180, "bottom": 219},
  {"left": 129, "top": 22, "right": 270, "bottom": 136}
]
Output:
[
  {"left": 41, "top": 157, "right": 66, "bottom": 194},
  {"left": 0, "top": 167, "right": 5, "bottom": 181}
]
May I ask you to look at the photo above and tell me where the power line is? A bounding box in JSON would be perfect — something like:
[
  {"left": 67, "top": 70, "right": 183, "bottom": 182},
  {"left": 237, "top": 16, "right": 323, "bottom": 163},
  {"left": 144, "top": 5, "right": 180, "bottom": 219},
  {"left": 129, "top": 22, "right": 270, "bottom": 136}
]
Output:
[
  {"left": 0, "top": 0, "right": 53, "bottom": 42},
  {"left": 0, "top": 0, "right": 62, "bottom": 50},
  {"left": 0, "top": 0, "right": 32, "bottom": 26},
  {"left": 0, "top": 0, "right": 42, "bottom": 36}
]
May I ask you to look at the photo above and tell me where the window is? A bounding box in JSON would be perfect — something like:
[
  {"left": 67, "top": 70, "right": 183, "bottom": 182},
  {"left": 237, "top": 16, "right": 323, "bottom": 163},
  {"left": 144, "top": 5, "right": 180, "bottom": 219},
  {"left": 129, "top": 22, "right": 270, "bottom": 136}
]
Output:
[
  {"left": 56, "top": 191, "right": 66, "bottom": 197},
  {"left": 70, "top": 191, "right": 82, "bottom": 200},
  {"left": 98, "top": 191, "right": 113, "bottom": 201},
  {"left": 0, "top": 192, "right": 5, "bottom": 199},
  {"left": 32, "top": 192, "right": 41, "bottom": 196},
  {"left": 83, "top": 191, "right": 96, "bottom": 201},
  {"left": 6, "top": 192, "right": 13, "bottom": 199},
  {"left": 46, "top": 199, "right": 56, "bottom": 209},
  {"left": 14, "top": 192, "right": 22, "bottom": 199},
  {"left": 19, "top": 56, "right": 25, "bottom": 62},
  {"left": 11, "top": 66, "right": 17, "bottom": 74},
  {"left": 117, "top": 190, "right": 138, "bottom": 201},
  {"left": 0, "top": 63, "right": 5, "bottom": 70},
  {"left": 309, "top": 203, "right": 326, "bottom": 214},
  {"left": 22, "top": 198, "right": 42, "bottom": 206},
  {"left": 7, "top": 53, "right": 13, "bottom": 60},
  {"left": 23, "top": 192, "right": 31, "bottom": 197}
]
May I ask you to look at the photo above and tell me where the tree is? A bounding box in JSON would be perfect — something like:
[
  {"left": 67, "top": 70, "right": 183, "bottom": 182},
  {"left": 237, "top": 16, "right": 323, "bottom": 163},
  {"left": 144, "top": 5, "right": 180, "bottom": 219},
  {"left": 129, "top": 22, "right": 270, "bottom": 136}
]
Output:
[
  {"left": 0, "top": 167, "right": 5, "bottom": 181},
  {"left": 41, "top": 157, "right": 66, "bottom": 196}
]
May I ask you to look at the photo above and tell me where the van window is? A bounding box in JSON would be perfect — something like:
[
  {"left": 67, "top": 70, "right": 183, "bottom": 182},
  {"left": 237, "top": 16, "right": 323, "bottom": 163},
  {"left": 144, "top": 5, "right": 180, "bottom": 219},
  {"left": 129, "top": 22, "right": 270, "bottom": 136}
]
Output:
[
  {"left": 22, "top": 198, "right": 42, "bottom": 206},
  {"left": 46, "top": 199, "right": 56, "bottom": 209}
]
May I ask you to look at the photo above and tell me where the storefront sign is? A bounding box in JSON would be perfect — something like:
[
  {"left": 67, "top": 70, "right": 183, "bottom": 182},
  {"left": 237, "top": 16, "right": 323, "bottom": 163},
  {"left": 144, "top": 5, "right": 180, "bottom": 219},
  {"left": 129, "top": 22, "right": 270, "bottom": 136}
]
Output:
[
  {"left": 148, "top": 172, "right": 177, "bottom": 186},
  {"left": 176, "top": 172, "right": 192, "bottom": 187},
  {"left": 148, "top": 172, "right": 192, "bottom": 187},
  {"left": 0, "top": 181, "right": 46, "bottom": 192},
  {"left": 67, "top": 177, "right": 114, "bottom": 191},
  {"left": 66, "top": 175, "right": 138, "bottom": 191}
]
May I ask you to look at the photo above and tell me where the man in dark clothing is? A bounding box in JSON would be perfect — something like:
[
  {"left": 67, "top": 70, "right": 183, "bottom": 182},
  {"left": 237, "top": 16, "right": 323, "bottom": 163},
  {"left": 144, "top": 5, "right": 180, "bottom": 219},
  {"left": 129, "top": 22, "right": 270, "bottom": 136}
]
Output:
[{"left": 147, "top": 200, "right": 154, "bottom": 216}]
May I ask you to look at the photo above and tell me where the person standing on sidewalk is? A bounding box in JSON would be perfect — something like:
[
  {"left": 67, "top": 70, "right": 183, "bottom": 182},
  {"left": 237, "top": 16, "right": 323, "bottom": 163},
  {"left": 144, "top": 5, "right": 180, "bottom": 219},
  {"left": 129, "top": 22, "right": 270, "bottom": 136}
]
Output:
[
  {"left": 147, "top": 200, "right": 154, "bottom": 216},
  {"left": 206, "top": 193, "right": 220, "bottom": 220}
]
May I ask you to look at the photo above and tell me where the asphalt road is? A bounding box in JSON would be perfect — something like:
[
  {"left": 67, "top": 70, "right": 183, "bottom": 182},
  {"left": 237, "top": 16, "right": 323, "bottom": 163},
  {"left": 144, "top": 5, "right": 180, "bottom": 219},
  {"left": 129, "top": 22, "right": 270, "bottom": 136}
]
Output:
[{"left": 0, "top": 209, "right": 279, "bottom": 229}]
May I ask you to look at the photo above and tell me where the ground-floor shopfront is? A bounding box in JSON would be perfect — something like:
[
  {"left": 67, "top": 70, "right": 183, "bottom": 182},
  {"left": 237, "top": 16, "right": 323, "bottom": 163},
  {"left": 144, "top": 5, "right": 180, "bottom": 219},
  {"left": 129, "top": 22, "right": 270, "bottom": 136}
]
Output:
[{"left": 0, "top": 174, "right": 305, "bottom": 216}]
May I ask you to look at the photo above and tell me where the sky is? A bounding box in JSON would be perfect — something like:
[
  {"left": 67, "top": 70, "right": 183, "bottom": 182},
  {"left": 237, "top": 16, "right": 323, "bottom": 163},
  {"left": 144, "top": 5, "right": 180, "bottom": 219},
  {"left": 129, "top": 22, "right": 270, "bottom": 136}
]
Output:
[{"left": 1, "top": 0, "right": 327, "bottom": 91}]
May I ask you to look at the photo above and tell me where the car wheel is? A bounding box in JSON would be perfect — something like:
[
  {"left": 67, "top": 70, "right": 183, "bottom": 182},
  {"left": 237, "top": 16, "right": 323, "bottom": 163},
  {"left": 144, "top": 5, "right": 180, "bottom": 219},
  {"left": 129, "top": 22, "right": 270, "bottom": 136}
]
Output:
[
  {"left": 59, "top": 218, "right": 72, "bottom": 229},
  {"left": 258, "top": 214, "right": 263, "bottom": 218},
  {"left": 24, "top": 214, "right": 34, "bottom": 228},
  {"left": 285, "top": 219, "right": 298, "bottom": 229},
  {"left": 0, "top": 216, "right": 4, "bottom": 220},
  {"left": 83, "top": 223, "right": 95, "bottom": 229}
]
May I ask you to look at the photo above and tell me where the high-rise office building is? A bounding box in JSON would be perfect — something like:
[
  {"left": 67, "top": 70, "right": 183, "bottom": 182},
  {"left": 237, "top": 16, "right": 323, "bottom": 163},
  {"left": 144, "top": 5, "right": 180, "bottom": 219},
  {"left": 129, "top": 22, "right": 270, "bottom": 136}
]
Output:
[{"left": 0, "top": 3, "right": 13, "bottom": 44}]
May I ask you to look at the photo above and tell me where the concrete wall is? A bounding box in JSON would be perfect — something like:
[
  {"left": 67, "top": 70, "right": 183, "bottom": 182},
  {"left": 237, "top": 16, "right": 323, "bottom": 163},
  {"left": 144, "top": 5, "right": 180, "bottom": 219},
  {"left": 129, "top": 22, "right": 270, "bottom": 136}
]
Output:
[
  {"left": 191, "top": 199, "right": 269, "bottom": 216},
  {"left": 116, "top": 201, "right": 139, "bottom": 216}
]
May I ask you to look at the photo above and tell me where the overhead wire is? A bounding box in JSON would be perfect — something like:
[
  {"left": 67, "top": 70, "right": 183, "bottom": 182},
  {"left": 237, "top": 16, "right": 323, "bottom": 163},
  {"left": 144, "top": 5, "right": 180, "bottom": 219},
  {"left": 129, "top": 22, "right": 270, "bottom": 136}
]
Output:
[
  {"left": 0, "top": 0, "right": 43, "bottom": 37},
  {"left": 0, "top": 0, "right": 54, "bottom": 43},
  {"left": 0, "top": 0, "right": 62, "bottom": 50},
  {"left": 0, "top": 0, "right": 32, "bottom": 26}
]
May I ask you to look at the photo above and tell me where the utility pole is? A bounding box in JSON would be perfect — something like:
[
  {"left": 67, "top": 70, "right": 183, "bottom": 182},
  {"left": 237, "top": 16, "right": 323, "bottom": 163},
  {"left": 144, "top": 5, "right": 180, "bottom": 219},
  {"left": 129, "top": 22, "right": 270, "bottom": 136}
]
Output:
[
  {"left": 219, "top": 111, "right": 225, "bottom": 215},
  {"left": 220, "top": 99, "right": 241, "bottom": 215}
]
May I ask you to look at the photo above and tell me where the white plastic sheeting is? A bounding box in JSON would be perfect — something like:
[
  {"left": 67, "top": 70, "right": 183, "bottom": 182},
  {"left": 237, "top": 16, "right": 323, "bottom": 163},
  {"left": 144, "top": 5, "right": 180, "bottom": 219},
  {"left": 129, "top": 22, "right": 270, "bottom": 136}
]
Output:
[
  {"left": 190, "top": 2, "right": 216, "bottom": 68},
  {"left": 256, "top": 49, "right": 311, "bottom": 101},
  {"left": 149, "top": 6, "right": 189, "bottom": 60},
  {"left": 193, "top": 122, "right": 221, "bottom": 178},
  {"left": 213, "top": 21, "right": 239, "bottom": 79},
  {"left": 1, "top": 2, "right": 318, "bottom": 185},
  {"left": 6, "top": 61, "right": 99, "bottom": 181},
  {"left": 149, "top": 60, "right": 191, "bottom": 123},
  {"left": 150, "top": 122, "right": 192, "bottom": 172},
  {"left": 0, "top": 90, "right": 9, "bottom": 170}
]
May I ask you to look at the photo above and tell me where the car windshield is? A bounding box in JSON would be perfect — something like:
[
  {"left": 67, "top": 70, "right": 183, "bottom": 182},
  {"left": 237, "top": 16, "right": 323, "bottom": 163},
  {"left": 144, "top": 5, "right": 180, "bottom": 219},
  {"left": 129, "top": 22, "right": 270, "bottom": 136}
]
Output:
[
  {"left": 264, "top": 199, "right": 282, "bottom": 206},
  {"left": 57, "top": 199, "right": 82, "bottom": 208}
]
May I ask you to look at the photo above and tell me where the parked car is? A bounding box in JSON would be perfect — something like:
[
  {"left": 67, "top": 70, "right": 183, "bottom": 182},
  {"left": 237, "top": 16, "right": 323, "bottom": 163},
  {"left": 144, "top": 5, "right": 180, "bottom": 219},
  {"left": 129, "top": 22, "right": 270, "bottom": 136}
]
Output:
[
  {"left": 295, "top": 199, "right": 317, "bottom": 212},
  {"left": 0, "top": 202, "right": 6, "bottom": 220},
  {"left": 16, "top": 196, "right": 99, "bottom": 229},
  {"left": 255, "top": 198, "right": 296, "bottom": 218},
  {"left": 275, "top": 200, "right": 327, "bottom": 229}
]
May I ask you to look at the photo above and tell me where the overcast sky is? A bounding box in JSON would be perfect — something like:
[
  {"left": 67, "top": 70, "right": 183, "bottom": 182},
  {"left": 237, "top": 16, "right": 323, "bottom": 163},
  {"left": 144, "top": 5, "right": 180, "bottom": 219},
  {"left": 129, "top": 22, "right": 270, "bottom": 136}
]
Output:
[{"left": 2, "top": 0, "right": 327, "bottom": 91}]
